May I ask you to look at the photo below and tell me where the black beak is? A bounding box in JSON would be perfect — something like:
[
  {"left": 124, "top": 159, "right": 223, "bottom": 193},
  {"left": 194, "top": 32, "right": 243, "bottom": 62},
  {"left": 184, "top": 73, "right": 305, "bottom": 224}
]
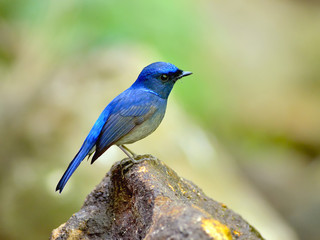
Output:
[
  {"left": 175, "top": 70, "right": 192, "bottom": 82},
  {"left": 180, "top": 71, "right": 192, "bottom": 78}
]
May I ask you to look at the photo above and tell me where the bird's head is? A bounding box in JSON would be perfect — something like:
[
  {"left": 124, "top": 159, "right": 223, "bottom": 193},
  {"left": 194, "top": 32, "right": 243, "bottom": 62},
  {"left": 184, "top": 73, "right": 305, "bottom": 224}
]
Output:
[{"left": 133, "top": 62, "right": 192, "bottom": 99}]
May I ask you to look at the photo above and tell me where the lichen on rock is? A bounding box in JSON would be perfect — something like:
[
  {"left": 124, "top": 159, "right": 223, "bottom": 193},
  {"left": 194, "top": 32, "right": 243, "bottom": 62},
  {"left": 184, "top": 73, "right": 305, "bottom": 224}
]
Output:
[{"left": 50, "top": 155, "right": 264, "bottom": 240}]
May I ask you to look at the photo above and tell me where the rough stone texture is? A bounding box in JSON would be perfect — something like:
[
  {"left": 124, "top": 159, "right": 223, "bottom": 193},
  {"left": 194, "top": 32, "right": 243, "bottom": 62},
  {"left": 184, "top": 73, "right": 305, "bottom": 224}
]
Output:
[{"left": 50, "top": 155, "right": 264, "bottom": 240}]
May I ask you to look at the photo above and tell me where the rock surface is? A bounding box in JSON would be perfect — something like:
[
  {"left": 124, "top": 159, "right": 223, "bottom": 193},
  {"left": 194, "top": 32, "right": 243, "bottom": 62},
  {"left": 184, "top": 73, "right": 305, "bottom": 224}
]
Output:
[{"left": 50, "top": 155, "right": 264, "bottom": 240}]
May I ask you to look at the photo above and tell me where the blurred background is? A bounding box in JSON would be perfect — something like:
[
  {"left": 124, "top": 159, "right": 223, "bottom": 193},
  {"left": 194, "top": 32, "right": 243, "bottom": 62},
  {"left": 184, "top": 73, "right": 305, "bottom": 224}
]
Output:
[{"left": 1, "top": 0, "right": 320, "bottom": 239}]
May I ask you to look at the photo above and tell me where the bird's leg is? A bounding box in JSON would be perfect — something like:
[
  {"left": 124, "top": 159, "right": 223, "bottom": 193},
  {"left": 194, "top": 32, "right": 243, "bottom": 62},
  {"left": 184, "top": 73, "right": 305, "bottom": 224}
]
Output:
[
  {"left": 121, "top": 145, "right": 137, "bottom": 158},
  {"left": 118, "top": 145, "right": 146, "bottom": 176},
  {"left": 118, "top": 145, "right": 136, "bottom": 177},
  {"left": 118, "top": 145, "right": 136, "bottom": 162}
]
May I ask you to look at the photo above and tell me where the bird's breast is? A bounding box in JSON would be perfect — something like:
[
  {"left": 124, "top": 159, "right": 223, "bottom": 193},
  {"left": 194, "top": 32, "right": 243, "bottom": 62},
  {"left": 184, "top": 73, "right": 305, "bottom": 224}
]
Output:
[{"left": 115, "top": 105, "right": 166, "bottom": 145}]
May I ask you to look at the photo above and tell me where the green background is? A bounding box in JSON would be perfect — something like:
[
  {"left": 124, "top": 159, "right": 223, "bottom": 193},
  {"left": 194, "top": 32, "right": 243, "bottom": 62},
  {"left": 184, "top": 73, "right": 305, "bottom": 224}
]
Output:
[{"left": 1, "top": 1, "right": 320, "bottom": 239}]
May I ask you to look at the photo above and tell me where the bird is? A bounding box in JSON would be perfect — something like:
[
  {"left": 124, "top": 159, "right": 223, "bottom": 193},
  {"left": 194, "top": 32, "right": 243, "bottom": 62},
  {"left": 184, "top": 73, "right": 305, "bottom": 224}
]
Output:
[{"left": 56, "top": 62, "right": 192, "bottom": 193}]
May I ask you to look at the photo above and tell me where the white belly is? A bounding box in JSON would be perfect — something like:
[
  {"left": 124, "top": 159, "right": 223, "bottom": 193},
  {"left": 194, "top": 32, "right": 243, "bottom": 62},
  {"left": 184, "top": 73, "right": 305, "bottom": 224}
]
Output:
[{"left": 115, "top": 108, "right": 165, "bottom": 145}]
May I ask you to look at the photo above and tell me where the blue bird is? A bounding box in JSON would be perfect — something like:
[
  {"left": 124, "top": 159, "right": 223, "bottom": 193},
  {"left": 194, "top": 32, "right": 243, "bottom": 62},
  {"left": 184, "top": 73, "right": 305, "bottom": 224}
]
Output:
[{"left": 56, "top": 62, "right": 192, "bottom": 193}]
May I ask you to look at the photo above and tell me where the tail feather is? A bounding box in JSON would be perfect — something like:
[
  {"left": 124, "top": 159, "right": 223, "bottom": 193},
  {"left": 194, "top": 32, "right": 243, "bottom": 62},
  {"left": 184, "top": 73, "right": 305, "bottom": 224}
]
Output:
[{"left": 56, "top": 144, "right": 93, "bottom": 193}]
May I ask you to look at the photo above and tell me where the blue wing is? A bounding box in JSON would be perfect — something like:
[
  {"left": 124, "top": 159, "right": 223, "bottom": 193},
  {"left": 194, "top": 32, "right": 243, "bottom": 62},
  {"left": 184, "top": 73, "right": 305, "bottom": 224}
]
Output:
[{"left": 91, "top": 90, "right": 159, "bottom": 163}]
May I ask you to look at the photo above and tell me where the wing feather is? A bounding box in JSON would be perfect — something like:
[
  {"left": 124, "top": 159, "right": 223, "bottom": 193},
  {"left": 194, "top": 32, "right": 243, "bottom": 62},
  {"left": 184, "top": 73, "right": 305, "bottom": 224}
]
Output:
[{"left": 91, "top": 91, "right": 158, "bottom": 163}]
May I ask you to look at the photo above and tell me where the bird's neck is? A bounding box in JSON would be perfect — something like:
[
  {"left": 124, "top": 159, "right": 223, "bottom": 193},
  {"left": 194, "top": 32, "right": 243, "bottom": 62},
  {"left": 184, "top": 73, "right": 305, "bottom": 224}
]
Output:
[
  {"left": 131, "top": 82, "right": 171, "bottom": 99},
  {"left": 140, "top": 88, "right": 162, "bottom": 98}
]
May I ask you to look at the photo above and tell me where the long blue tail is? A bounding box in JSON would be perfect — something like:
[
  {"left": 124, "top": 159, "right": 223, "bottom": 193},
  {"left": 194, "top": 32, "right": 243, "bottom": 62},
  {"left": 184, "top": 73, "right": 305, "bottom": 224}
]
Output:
[
  {"left": 56, "top": 142, "right": 93, "bottom": 193},
  {"left": 56, "top": 104, "right": 110, "bottom": 193}
]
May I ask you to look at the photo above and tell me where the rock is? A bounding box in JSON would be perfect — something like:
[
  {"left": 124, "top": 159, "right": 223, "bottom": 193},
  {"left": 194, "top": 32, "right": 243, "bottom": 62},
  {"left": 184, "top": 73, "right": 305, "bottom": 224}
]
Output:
[{"left": 50, "top": 155, "right": 264, "bottom": 240}]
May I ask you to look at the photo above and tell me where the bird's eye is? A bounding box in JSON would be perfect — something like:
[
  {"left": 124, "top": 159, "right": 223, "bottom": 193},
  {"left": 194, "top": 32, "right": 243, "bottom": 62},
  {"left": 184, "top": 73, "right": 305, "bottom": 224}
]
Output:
[{"left": 160, "top": 74, "right": 169, "bottom": 81}]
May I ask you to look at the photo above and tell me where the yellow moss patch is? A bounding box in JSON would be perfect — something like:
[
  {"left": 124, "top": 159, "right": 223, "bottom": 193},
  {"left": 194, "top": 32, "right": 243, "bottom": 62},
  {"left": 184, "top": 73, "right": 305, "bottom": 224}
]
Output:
[
  {"left": 67, "top": 229, "right": 84, "bottom": 240},
  {"left": 50, "top": 223, "right": 66, "bottom": 240},
  {"left": 137, "top": 166, "right": 147, "bottom": 173},
  {"left": 220, "top": 203, "right": 227, "bottom": 208},
  {"left": 233, "top": 230, "right": 242, "bottom": 237},
  {"left": 201, "top": 218, "right": 232, "bottom": 240},
  {"left": 167, "top": 183, "right": 175, "bottom": 192},
  {"left": 178, "top": 182, "right": 187, "bottom": 195}
]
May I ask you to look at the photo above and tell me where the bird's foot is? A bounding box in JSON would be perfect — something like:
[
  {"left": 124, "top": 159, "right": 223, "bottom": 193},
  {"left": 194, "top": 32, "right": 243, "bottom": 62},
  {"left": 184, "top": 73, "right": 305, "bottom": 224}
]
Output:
[{"left": 120, "top": 154, "right": 153, "bottom": 177}]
